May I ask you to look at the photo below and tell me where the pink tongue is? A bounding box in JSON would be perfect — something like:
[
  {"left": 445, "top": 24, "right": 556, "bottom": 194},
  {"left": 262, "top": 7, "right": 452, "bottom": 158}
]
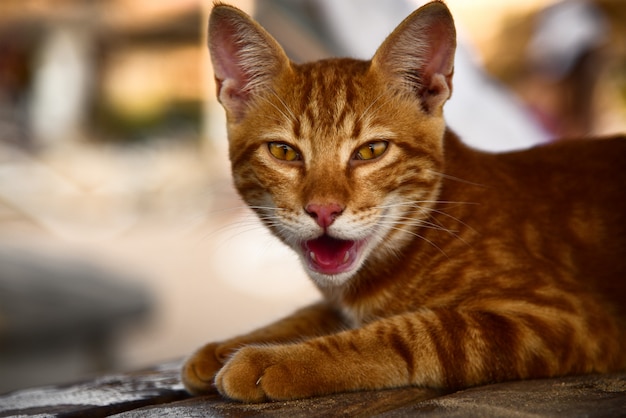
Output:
[{"left": 305, "top": 236, "right": 354, "bottom": 269}]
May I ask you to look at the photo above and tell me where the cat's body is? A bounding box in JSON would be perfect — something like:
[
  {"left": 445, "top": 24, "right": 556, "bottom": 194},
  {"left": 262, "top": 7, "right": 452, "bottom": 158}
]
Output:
[{"left": 183, "top": 1, "right": 626, "bottom": 402}]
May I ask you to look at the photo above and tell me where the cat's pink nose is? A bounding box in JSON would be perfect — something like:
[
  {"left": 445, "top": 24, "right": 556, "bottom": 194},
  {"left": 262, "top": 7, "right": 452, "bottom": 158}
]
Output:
[{"left": 305, "top": 202, "right": 344, "bottom": 229}]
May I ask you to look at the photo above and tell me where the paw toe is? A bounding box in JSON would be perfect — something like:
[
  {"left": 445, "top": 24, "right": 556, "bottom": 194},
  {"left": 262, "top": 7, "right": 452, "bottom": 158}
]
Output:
[
  {"left": 215, "top": 348, "right": 269, "bottom": 402},
  {"left": 182, "top": 359, "right": 217, "bottom": 395},
  {"left": 181, "top": 345, "right": 224, "bottom": 395}
]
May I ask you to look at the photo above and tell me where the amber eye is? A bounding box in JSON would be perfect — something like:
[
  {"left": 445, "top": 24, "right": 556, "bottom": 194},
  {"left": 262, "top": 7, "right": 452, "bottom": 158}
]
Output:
[
  {"left": 353, "top": 141, "right": 388, "bottom": 161},
  {"left": 268, "top": 142, "right": 301, "bottom": 162}
]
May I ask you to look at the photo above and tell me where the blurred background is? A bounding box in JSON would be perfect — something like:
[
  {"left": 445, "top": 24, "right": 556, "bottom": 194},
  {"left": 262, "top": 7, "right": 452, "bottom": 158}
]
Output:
[{"left": 0, "top": 0, "right": 624, "bottom": 393}]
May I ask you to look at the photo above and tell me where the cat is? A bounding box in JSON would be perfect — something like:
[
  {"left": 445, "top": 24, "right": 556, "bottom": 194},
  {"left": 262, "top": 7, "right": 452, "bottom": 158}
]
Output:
[{"left": 182, "top": 0, "right": 626, "bottom": 402}]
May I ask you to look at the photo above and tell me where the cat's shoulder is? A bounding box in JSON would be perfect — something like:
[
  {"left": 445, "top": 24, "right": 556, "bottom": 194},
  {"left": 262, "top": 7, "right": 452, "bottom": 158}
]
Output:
[{"left": 497, "top": 134, "right": 626, "bottom": 169}]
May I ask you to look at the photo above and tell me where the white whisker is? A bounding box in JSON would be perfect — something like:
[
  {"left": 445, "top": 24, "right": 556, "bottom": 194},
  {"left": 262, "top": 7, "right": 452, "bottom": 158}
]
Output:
[
  {"left": 357, "top": 91, "right": 392, "bottom": 125},
  {"left": 256, "top": 93, "right": 293, "bottom": 123},
  {"left": 269, "top": 89, "right": 298, "bottom": 122},
  {"left": 428, "top": 170, "right": 486, "bottom": 188},
  {"left": 386, "top": 225, "right": 450, "bottom": 259},
  {"left": 377, "top": 199, "right": 477, "bottom": 233},
  {"left": 377, "top": 218, "right": 457, "bottom": 234}
]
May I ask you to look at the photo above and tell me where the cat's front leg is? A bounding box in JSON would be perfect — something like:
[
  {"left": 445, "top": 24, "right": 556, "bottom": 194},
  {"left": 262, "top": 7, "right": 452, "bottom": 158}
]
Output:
[
  {"left": 181, "top": 302, "right": 346, "bottom": 395},
  {"left": 215, "top": 331, "right": 423, "bottom": 403},
  {"left": 213, "top": 324, "right": 421, "bottom": 402},
  {"left": 213, "top": 303, "right": 623, "bottom": 402}
]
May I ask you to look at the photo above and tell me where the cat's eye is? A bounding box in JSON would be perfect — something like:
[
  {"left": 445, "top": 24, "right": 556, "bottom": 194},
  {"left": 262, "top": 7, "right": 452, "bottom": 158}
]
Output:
[
  {"left": 268, "top": 142, "right": 301, "bottom": 162},
  {"left": 353, "top": 141, "right": 388, "bottom": 161}
]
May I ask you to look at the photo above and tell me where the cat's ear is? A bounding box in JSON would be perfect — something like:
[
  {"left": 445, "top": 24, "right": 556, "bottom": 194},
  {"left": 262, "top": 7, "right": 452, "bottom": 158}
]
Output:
[
  {"left": 372, "top": 1, "right": 456, "bottom": 113},
  {"left": 208, "top": 5, "right": 289, "bottom": 120}
]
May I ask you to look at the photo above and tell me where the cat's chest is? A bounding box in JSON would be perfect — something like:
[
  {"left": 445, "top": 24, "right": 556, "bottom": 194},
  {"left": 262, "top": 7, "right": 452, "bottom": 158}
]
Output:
[
  {"left": 332, "top": 251, "right": 480, "bottom": 326},
  {"left": 336, "top": 287, "right": 417, "bottom": 327}
]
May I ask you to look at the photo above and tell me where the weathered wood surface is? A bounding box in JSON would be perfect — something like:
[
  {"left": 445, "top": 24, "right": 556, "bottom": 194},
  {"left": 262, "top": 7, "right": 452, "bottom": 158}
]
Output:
[
  {"left": 0, "top": 361, "right": 188, "bottom": 417},
  {"left": 1, "top": 360, "right": 625, "bottom": 417}
]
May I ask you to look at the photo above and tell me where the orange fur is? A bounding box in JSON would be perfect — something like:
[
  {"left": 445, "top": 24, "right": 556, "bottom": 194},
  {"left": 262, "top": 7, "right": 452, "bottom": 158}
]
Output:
[{"left": 182, "top": 1, "right": 626, "bottom": 402}]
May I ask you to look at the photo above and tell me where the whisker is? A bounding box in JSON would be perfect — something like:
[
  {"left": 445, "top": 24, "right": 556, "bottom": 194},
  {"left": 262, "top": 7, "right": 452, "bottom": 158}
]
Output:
[
  {"left": 423, "top": 207, "right": 477, "bottom": 236},
  {"left": 192, "top": 220, "right": 264, "bottom": 247},
  {"left": 376, "top": 199, "right": 477, "bottom": 234},
  {"left": 377, "top": 216, "right": 467, "bottom": 245},
  {"left": 386, "top": 225, "right": 449, "bottom": 259},
  {"left": 375, "top": 199, "right": 477, "bottom": 245},
  {"left": 269, "top": 89, "right": 298, "bottom": 122},
  {"left": 428, "top": 170, "right": 486, "bottom": 188},
  {"left": 375, "top": 200, "right": 476, "bottom": 210},
  {"left": 248, "top": 205, "right": 286, "bottom": 212},
  {"left": 255, "top": 92, "right": 294, "bottom": 124},
  {"left": 356, "top": 91, "right": 393, "bottom": 124},
  {"left": 376, "top": 217, "right": 457, "bottom": 234}
]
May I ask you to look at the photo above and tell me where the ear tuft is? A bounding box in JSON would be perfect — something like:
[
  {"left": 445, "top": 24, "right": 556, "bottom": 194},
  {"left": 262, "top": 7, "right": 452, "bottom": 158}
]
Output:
[
  {"left": 208, "top": 5, "right": 289, "bottom": 120},
  {"left": 372, "top": 1, "right": 456, "bottom": 113}
]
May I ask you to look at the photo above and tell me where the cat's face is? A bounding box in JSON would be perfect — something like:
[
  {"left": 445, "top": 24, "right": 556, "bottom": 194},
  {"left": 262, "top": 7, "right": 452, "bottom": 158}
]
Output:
[
  {"left": 230, "top": 61, "right": 446, "bottom": 287},
  {"left": 209, "top": 3, "right": 456, "bottom": 288}
]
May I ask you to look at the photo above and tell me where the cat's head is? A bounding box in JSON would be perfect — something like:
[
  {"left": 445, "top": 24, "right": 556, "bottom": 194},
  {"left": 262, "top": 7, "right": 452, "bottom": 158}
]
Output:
[{"left": 208, "top": 1, "right": 456, "bottom": 288}]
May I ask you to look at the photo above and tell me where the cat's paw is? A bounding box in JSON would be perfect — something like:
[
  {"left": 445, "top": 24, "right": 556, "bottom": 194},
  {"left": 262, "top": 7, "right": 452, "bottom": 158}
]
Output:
[
  {"left": 215, "top": 344, "right": 328, "bottom": 402},
  {"left": 181, "top": 342, "right": 236, "bottom": 395}
]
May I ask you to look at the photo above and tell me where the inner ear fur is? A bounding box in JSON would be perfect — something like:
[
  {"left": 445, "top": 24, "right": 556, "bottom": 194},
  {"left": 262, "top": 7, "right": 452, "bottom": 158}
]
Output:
[
  {"left": 372, "top": 1, "right": 456, "bottom": 113},
  {"left": 208, "top": 5, "right": 290, "bottom": 120}
]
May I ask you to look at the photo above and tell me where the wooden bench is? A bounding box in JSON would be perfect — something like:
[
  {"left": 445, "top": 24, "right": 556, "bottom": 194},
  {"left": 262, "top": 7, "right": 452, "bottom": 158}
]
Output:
[{"left": 1, "top": 360, "right": 625, "bottom": 417}]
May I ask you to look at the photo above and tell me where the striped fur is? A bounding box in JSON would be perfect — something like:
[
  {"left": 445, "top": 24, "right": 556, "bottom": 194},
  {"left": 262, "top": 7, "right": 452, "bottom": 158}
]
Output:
[{"left": 182, "top": 1, "right": 626, "bottom": 402}]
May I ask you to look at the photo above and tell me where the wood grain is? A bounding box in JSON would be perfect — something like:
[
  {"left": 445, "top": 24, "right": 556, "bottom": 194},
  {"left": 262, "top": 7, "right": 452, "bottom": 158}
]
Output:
[{"left": 1, "top": 361, "right": 624, "bottom": 417}]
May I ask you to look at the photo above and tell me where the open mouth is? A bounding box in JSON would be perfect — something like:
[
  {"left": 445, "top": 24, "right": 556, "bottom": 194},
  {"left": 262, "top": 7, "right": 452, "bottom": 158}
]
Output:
[{"left": 301, "top": 235, "right": 364, "bottom": 275}]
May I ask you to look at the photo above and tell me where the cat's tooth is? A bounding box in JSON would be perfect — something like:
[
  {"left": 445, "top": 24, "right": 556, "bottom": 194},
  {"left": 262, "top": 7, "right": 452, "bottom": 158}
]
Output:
[
  {"left": 310, "top": 252, "right": 317, "bottom": 262},
  {"left": 343, "top": 252, "right": 349, "bottom": 263}
]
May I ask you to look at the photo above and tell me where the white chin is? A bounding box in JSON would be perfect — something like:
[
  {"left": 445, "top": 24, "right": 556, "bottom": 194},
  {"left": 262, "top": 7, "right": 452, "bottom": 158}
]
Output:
[{"left": 303, "top": 265, "right": 358, "bottom": 288}]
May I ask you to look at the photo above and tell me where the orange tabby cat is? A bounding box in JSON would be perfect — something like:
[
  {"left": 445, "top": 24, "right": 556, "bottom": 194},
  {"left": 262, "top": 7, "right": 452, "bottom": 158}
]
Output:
[{"left": 182, "top": 1, "right": 626, "bottom": 402}]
